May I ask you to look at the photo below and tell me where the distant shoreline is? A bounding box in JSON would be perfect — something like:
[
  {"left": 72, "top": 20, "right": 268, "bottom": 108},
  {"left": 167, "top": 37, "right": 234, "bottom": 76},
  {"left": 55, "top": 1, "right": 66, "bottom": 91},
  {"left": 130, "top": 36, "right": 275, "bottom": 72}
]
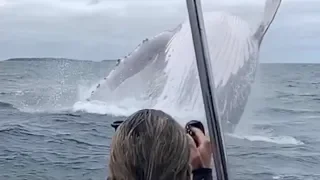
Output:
[
  {"left": 2, "top": 58, "right": 318, "bottom": 65},
  {"left": 3, "top": 58, "right": 117, "bottom": 62}
]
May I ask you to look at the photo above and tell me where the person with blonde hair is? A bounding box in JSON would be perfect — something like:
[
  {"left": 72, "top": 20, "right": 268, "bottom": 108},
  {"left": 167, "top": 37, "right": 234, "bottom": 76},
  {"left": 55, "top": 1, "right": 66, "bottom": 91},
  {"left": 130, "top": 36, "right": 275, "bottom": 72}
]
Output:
[{"left": 108, "top": 109, "right": 213, "bottom": 180}]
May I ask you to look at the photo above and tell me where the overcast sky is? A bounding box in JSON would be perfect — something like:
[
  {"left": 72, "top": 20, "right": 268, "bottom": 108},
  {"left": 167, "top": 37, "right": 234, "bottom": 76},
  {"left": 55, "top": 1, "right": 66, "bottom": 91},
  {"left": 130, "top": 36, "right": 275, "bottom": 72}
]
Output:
[{"left": 0, "top": 0, "right": 319, "bottom": 63}]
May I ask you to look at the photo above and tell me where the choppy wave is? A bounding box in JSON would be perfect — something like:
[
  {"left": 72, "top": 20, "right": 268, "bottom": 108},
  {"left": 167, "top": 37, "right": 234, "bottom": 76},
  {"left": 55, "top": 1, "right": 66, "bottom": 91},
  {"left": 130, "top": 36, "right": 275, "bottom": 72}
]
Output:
[
  {"left": 72, "top": 100, "right": 142, "bottom": 117},
  {"left": 273, "top": 174, "right": 320, "bottom": 180},
  {"left": 0, "top": 125, "right": 47, "bottom": 138},
  {"left": 0, "top": 91, "right": 25, "bottom": 96},
  {"left": 268, "top": 107, "right": 320, "bottom": 115},
  {"left": 0, "top": 101, "right": 17, "bottom": 110},
  {"left": 227, "top": 133, "right": 304, "bottom": 145}
]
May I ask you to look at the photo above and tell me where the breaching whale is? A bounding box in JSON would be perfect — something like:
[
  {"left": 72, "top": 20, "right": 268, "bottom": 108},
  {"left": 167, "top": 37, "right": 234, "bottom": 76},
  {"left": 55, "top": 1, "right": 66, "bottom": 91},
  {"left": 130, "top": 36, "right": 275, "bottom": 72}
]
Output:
[{"left": 87, "top": 0, "right": 281, "bottom": 132}]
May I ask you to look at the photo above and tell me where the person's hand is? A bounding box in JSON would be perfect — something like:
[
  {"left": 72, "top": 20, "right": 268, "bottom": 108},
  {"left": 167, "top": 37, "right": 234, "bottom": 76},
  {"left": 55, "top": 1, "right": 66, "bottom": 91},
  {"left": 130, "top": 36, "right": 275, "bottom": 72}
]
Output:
[{"left": 188, "top": 127, "right": 212, "bottom": 170}]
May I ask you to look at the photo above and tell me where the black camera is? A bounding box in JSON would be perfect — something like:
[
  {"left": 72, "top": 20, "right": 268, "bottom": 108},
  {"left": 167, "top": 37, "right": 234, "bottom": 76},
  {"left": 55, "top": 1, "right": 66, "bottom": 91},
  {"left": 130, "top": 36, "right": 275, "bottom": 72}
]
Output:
[
  {"left": 111, "top": 119, "right": 205, "bottom": 135},
  {"left": 185, "top": 120, "right": 205, "bottom": 136},
  {"left": 111, "top": 120, "right": 123, "bottom": 130}
]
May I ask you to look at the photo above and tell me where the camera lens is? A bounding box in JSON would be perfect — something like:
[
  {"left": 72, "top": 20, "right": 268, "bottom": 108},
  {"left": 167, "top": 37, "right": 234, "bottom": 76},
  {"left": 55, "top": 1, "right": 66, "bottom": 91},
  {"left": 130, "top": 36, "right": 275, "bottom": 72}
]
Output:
[
  {"left": 185, "top": 120, "right": 205, "bottom": 135},
  {"left": 111, "top": 120, "right": 124, "bottom": 131}
]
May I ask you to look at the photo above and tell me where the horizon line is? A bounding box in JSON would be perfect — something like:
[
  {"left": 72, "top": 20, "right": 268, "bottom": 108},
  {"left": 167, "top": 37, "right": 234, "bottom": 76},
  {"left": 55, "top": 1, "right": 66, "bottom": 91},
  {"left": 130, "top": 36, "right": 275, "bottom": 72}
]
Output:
[{"left": 1, "top": 57, "right": 319, "bottom": 64}]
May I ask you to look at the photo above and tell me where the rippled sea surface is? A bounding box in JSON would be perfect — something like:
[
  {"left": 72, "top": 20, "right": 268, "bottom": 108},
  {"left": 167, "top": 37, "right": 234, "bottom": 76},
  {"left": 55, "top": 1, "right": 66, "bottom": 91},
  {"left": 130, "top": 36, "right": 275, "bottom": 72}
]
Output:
[{"left": 1, "top": 59, "right": 319, "bottom": 180}]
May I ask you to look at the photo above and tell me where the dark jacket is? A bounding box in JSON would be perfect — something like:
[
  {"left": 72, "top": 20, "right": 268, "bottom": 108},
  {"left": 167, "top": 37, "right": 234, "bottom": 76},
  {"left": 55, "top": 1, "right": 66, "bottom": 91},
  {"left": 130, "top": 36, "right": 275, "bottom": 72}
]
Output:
[{"left": 193, "top": 168, "right": 213, "bottom": 180}]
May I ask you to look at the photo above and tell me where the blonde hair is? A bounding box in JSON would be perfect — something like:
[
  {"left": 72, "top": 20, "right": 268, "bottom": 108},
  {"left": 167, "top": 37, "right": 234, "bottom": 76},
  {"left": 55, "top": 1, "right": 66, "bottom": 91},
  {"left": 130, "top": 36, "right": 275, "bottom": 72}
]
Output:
[{"left": 108, "top": 109, "right": 191, "bottom": 180}]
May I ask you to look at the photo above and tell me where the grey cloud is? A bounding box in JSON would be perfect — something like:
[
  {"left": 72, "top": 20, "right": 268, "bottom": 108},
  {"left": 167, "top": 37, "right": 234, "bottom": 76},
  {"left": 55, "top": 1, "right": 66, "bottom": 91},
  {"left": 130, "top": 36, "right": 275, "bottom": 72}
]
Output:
[
  {"left": 0, "top": 0, "right": 187, "bottom": 60},
  {"left": 0, "top": 0, "right": 319, "bottom": 63}
]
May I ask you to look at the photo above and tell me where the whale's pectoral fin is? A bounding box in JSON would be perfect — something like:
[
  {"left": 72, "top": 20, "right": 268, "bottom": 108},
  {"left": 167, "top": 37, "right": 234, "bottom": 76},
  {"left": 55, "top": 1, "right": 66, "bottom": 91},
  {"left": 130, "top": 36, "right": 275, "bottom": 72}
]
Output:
[{"left": 254, "top": 0, "right": 282, "bottom": 45}]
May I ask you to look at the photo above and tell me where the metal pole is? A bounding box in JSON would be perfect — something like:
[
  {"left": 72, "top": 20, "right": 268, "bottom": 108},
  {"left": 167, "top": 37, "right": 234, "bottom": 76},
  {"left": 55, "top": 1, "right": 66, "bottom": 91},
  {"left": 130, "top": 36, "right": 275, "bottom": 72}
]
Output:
[{"left": 185, "top": 0, "right": 229, "bottom": 179}]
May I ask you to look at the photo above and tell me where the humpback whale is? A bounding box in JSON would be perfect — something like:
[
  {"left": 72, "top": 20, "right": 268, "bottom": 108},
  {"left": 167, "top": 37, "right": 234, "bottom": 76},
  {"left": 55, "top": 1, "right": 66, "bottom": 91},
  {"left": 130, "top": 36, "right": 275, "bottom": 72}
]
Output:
[{"left": 86, "top": 0, "right": 281, "bottom": 132}]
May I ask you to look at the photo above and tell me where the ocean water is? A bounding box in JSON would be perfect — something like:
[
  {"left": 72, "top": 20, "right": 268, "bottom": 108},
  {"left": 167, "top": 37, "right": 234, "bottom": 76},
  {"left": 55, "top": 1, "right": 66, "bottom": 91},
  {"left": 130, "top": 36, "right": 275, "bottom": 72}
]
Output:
[{"left": 0, "top": 59, "right": 319, "bottom": 180}]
